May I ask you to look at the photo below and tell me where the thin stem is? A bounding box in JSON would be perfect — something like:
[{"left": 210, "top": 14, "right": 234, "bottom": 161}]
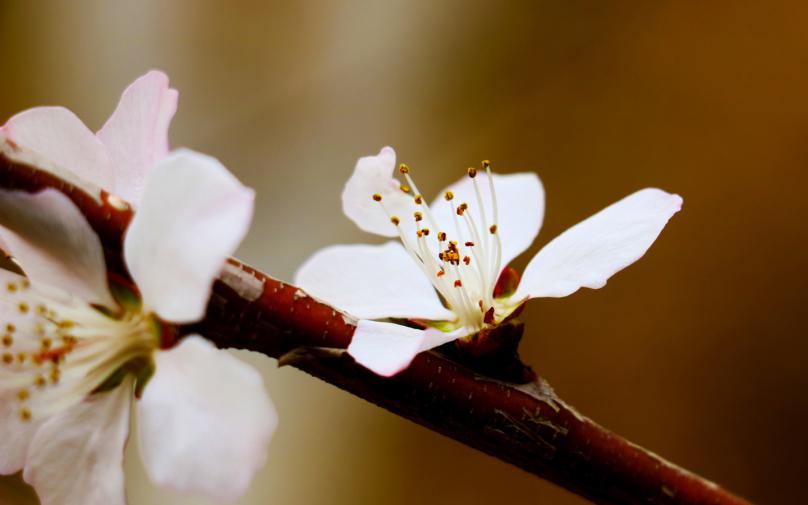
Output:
[{"left": 0, "top": 154, "right": 753, "bottom": 505}]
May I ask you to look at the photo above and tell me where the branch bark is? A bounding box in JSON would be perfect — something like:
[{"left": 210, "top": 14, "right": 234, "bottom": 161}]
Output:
[{"left": 0, "top": 155, "right": 753, "bottom": 505}]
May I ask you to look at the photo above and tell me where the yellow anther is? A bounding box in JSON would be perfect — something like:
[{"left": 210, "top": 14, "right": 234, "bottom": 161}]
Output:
[
  {"left": 2, "top": 353, "right": 13, "bottom": 364},
  {"left": 400, "top": 185, "right": 411, "bottom": 193},
  {"left": 17, "top": 302, "right": 29, "bottom": 314},
  {"left": 17, "top": 389, "right": 29, "bottom": 401},
  {"left": 444, "top": 191, "right": 454, "bottom": 201},
  {"left": 19, "top": 408, "right": 32, "bottom": 422},
  {"left": 437, "top": 270, "right": 446, "bottom": 277},
  {"left": 456, "top": 203, "right": 468, "bottom": 216},
  {"left": 465, "top": 241, "right": 475, "bottom": 247},
  {"left": 34, "top": 324, "right": 45, "bottom": 336},
  {"left": 463, "top": 256, "right": 471, "bottom": 265},
  {"left": 41, "top": 338, "right": 52, "bottom": 350},
  {"left": 438, "top": 232, "right": 447, "bottom": 241},
  {"left": 6, "top": 282, "right": 17, "bottom": 293},
  {"left": 421, "top": 228, "right": 430, "bottom": 236},
  {"left": 50, "top": 368, "right": 60, "bottom": 384},
  {"left": 35, "top": 375, "right": 46, "bottom": 388},
  {"left": 414, "top": 211, "right": 423, "bottom": 222},
  {"left": 17, "top": 353, "right": 26, "bottom": 363},
  {"left": 489, "top": 224, "right": 498, "bottom": 234},
  {"left": 414, "top": 195, "right": 423, "bottom": 204},
  {"left": 481, "top": 160, "right": 491, "bottom": 169},
  {"left": 454, "top": 280, "right": 463, "bottom": 288},
  {"left": 35, "top": 304, "right": 47, "bottom": 316},
  {"left": 6, "top": 323, "right": 15, "bottom": 333},
  {"left": 398, "top": 163, "right": 410, "bottom": 174},
  {"left": 390, "top": 216, "right": 400, "bottom": 226},
  {"left": 2, "top": 335, "right": 12, "bottom": 347},
  {"left": 372, "top": 193, "right": 382, "bottom": 202},
  {"left": 467, "top": 167, "right": 477, "bottom": 178},
  {"left": 58, "top": 320, "right": 75, "bottom": 329}
]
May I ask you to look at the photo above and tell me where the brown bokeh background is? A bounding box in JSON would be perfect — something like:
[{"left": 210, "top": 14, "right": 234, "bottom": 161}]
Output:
[{"left": 0, "top": 1, "right": 805, "bottom": 504}]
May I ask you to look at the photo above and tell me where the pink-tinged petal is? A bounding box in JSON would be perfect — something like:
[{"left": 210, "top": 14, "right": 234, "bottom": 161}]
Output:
[
  {"left": 342, "top": 147, "right": 418, "bottom": 238},
  {"left": 295, "top": 241, "right": 455, "bottom": 321},
  {"left": 514, "top": 188, "right": 683, "bottom": 300},
  {"left": 348, "top": 320, "right": 466, "bottom": 377},
  {"left": 0, "top": 391, "right": 42, "bottom": 475},
  {"left": 0, "top": 189, "right": 115, "bottom": 307},
  {"left": 138, "top": 336, "right": 276, "bottom": 504},
  {"left": 97, "top": 70, "right": 178, "bottom": 204},
  {"left": 1, "top": 107, "right": 112, "bottom": 198},
  {"left": 124, "top": 149, "right": 254, "bottom": 323},
  {"left": 430, "top": 171, "right": 544, "bottom": 273},
  {"left": 23, "top": 382, "right": 131, "bottom": 505}
]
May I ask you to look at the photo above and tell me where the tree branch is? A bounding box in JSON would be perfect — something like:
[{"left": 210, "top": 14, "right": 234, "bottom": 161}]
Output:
[{"left": 0, "top": 155, "right": 753, "bottom": 505}]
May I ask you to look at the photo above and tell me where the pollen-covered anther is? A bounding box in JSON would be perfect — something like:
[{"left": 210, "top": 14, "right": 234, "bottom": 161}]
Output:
[
  {"left": 481, "top": 160, "right": 491, "bottom": 169},
  {"left": 17, "top": 302, "right": 29, "bottom": 314},
  {"left": 372, "top": 193, "right": 382, "bottom": 202},
  {"left": 2, "top": 352, "right": 13, "bottom": 364},
  {"left": 17, "top": 389, "right": 29, "bottom": 401},
  {"left": 41, "top": 338, "right": 52, "bottom": 350},
  {"left": 437, "top": 270, "right": 446, "bottom": 277},
  {"left": 438, "top": 231, "right": 447, "bottom": 241},
  {"left": 467, "top": 167, "right": 477, "bottom": 178},
  {"left": 6, "top": 282, "right": 17, "bottom": 293},
  {"left": 444, "top": 191, "right": 454, "bottom": 201},
  {"left": 463, "top": 256, "right": 471, "bottom": 265},
  {"left": 456, "top": 202, "right": 468, "bottom": 216},
  {"left": 35, "top": 304, "right": 47, "bottom": 316},
  {"left": 421, "top": 228, "right": 430, "bottom": 236},
  {"left": 400, "top": 185, "right": 411, "bottom": 193},
  {"left": 390, "top": 216, "right": 400, "bottom": 226},
  {"left": 2, "top": 335, "right": 12, "bottom": 347},
  {"left": 489, "top": 224, "right": 498, "bottom": 234},
  {"left": 465, "top": 241, "right": 475, "bottom": 247},
  {"left": 414, "top": 195, "right": 423, "bottom": 204},
  {"left": 454, "top": 280, "right": 463, "bottom": 288},
  {"left": 16, "top": 352, "right": 26, "bottom": 363},
  {"left": 34, "top": 375, "right": 46, "bottom": 388},
  {"left": 414, "top": 211, "right": 423, "bottom": 222},
  {"left": 398, "top": 163, "right": 410, "bottom": 174},
  {"left": 6, "top": 323, "right": 15, "bottom": 334},
  {"left": 49, "top": 368, "right": 60, "bottom": 384},
  {"left": 19, "top": 408, "right": 32, "bottom": 422}
]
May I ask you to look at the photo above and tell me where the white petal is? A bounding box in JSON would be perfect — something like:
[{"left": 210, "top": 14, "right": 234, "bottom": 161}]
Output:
[
  {"left": 295, "top": 241, "right": 454, "bottom": 321},
  {"left": 138, "top": 336, "right": 276, "bottom": 504},
  {"left": 430, "top": 171, "right": 544, "bottom": 272},
  {"left": 341, "top": 146, "right": 418, "bottom": 238},
  {"left": 23, "top": 382, "right": 131, "bottom": 505},
  {"left": 0, "top": 392, "right": 42, "bottom": 475},
  {"left": 97, "top": 70, "right": 178, "bottom": 204},
  {"left": 514, "top": 188, "right": 683, "bottom": 300},
  {"left": 348, "top": 320, "right": 465, "bottom": 377},
  {"left": 1, "top": 107, "right": 112, "bottom": 198},
  {"left": 0, "top": 189, "right": 115, "bottom": 307},
  {"left": 124, "top": 149, "right": 254, "bottom": 323}
]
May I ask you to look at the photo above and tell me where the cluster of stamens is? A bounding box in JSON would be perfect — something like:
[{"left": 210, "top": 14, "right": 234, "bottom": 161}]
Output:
[
  {"left": 1, "top": 278, "right": 158, "bottom": 422},
  {"left": 371, "top": 160, "right": 502, "bottom": 330}
]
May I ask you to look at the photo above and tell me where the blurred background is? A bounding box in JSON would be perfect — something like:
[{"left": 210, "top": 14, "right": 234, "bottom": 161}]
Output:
[{"left": 0, "top": 1, "right": 805, "bottom": 503}]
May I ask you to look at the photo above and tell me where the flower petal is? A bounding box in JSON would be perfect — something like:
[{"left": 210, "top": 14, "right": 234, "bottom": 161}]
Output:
[
  {"left": 341, "top": 147, "right": 417, "bottom": 238},
  {"left": 295, "top": 241, "right": 455, "bottom": 321},
  {"left": 23, "top": 382, "right": 131, "bottom": 505},
  {"left": 348, "top": 320, "right": 465, "bottom": 377},
  {"left": 514, "top": 188, "right": 683, "bottom": 300},
  {"left": 430, "top": 171, "right": 544, "bottom": 273},
  {"left": 0, "top": 189, "right": 115, "bottom": 307},
  {"left": 97, "top": 70, "right": 178, "bottom": 204},
  {"left": 124, "top": 149, "right": 254, "bottom": 323},
  {"left": 138, "top": 336, "right": 276, "bottom": 504},
  {"left": 1, "top": 107, "right": 112, "bottom": 198},
  {"left": 0, "top": 391, "right": 42, "bottom": 475}
]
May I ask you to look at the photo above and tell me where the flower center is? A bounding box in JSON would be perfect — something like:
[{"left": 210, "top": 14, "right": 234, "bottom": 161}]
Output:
[
  {"left": 372, "top": 161, "right": 503, "bottom": 331},
  {"left": 0, "top": 279, "right": 160, "bottom": 422}
]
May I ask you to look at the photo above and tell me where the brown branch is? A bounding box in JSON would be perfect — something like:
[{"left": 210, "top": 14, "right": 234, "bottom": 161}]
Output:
[{"left": 0, "top": 155, "right": 753, "bottom": 505}]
